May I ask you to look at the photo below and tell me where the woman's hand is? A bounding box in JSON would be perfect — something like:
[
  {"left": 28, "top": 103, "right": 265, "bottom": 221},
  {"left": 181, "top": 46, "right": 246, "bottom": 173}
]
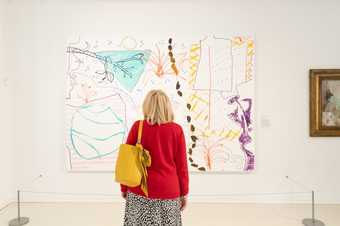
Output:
[
  {"left": 121, "top": 192, "right": 127, "bottom": 200},
  {"left": 180, "top": 196, "right": 187, "bottom": 211}
]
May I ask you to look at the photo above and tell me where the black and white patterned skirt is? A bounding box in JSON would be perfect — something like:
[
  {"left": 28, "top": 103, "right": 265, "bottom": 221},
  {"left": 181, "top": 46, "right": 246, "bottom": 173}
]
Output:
[{"left": 124, "top": 192, "right": 182, "bottom": 226}]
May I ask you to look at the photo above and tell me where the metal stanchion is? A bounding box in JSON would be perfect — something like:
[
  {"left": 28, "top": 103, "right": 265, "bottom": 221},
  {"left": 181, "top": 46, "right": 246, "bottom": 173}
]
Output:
[
  {"left": 285, "top": 176, "right": 325, "bottom": 226},
  {"left": 302, "top": 191, "right": 325, "bottom": 226},
  {"left": 8, "top": 190, "right": 29, "bottom": 226}
]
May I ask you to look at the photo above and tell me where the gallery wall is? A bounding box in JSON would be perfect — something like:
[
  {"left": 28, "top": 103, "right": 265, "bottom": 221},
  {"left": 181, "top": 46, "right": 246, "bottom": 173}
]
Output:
[
  {"left": 0, "top": 0, "right": 14, "bottom": 208},
  {"left": 3, "top": 0, "right": 340, "bottom": 203}
]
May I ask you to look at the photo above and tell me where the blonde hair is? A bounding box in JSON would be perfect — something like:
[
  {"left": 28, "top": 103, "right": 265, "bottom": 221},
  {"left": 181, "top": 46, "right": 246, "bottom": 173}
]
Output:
[{"left": 142, "top": 89, "right": 174, "bottom": 125}]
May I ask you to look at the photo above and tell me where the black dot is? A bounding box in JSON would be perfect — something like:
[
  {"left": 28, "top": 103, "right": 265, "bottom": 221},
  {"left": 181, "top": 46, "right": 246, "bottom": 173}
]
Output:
[
  {"left": 191, "top": 135, "right": 198, "bottom": 142},
  {"left": 188, "top": 148, "right": 192, "bottom": 155},
  {"left": 176, "top": 81, "right": 180, "bottom": 90},
  {"left": 198, "top": 167, "right": 206, "bottom": 171}
]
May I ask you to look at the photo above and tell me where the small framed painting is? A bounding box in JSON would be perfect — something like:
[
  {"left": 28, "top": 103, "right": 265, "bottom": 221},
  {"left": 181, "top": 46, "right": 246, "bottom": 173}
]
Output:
[{"left": 310, "top": 69, "right": 340, "bottom": 136}]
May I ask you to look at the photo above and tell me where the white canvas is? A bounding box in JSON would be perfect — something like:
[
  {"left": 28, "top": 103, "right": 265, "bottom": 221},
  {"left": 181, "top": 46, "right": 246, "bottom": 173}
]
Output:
[{"left": 65, "top": 35, "right": 255, "bottom": 172}]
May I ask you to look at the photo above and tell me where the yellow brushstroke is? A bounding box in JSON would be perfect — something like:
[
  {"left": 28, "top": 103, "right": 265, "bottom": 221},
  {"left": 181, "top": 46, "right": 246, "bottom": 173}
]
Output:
[
  {"left": 224, "top": 129, "right": 241, "bottom": 139},
  {"left": 190, "top": 93, "right": 209, "bottom": 105},
  {"left": 188, "top": 43, "right": 200, "bottom": 86},
  {"left": 195, "top": 109, "right": 207, "bottom": 121},
  {"left": 190, "top": 100, "right": 199, "bottom": 111},
  {"left": 245, "top": 38, "right": 255, "bottom": 81}
]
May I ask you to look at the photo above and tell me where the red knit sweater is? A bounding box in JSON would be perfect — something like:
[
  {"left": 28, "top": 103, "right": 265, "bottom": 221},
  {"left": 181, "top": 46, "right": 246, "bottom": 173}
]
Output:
[{"left": 120, "top": 120, "right": 189, "bottom": 199}]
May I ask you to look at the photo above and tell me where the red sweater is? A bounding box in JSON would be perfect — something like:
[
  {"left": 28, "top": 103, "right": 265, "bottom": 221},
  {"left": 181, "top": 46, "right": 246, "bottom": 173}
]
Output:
[{"left": 120, "top": 120, "right": 189, "bottom": 199}]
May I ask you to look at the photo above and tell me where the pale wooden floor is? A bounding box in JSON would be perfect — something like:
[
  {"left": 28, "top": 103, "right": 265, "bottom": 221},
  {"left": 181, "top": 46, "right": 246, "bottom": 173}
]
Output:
[{"left": 0, "top": 202, "right": 339, "bottom": 226}]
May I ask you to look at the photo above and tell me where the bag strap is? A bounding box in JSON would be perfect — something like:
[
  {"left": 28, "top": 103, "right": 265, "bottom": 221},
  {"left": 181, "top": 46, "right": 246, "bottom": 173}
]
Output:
[{"left": 137, "top": 120, "right": 143, "bottom": 144}]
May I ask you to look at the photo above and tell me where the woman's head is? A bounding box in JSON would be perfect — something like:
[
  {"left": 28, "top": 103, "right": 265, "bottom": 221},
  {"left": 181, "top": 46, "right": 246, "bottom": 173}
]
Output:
[{"left": 142, "top": 89, "right": 174, "bottom": 125}]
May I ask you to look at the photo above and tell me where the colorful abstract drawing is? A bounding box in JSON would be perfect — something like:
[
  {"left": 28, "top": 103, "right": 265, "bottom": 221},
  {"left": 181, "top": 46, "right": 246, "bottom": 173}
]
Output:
[
  {"left": 67, "top": 47, "right": 150, "bottom": 92},
  {"left": 69, "top": 104, "right": 126, "bottom": 160},
  {"left": 96, "top": 50, "right": 150, "bottom": 91},
  {"left": 184, "top": 35, "right": 255, "bottom": 172},
  {"left": 65, "top": 36, "right": 255, "bottom": 172}
]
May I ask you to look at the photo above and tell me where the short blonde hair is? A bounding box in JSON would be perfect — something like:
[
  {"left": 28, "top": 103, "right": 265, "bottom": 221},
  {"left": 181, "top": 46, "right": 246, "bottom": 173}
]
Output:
[{"left": 142, "top": 89, "right": 174, "bottom": 125}]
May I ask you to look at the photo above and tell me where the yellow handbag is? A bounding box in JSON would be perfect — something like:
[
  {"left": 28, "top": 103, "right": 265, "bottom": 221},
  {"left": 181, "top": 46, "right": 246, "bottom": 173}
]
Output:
[{"left": 115, "top": 120, "right": 151, "bottom": 196}]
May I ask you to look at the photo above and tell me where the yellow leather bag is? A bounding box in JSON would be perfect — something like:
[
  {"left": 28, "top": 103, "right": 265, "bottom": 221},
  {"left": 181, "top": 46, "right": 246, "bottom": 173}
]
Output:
[{"left": 115, "top": 120, "right": 151, "bottom": 196}]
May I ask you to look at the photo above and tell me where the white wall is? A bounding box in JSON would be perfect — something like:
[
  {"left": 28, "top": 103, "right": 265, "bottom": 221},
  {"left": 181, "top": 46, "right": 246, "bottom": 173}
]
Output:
[
  {"left": 5, "top": 0, "right": 340, "bottom": 203},
  {"left": 0, "top": 0, "right": 14, "bottom": 208}
]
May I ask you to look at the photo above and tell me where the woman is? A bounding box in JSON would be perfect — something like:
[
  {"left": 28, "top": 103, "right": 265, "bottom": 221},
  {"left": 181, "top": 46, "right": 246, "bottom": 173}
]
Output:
[{"left": 121, "top": 89, "right": 189, "bottom": 226}]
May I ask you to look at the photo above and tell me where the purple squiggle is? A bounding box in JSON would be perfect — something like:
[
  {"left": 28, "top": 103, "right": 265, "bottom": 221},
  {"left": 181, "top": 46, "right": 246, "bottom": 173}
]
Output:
[{"left": 228, "top": 95, "right": 254, "bottom": 171}]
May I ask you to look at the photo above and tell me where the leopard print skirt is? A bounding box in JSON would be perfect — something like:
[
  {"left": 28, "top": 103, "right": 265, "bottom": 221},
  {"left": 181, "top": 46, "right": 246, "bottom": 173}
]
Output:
[{"left": 124, "top": 192, "right": 182, "bottom": 226}]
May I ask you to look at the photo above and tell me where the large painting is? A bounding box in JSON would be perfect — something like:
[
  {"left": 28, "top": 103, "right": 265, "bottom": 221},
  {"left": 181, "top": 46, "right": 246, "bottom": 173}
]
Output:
[{"left": 65, "top": 35, "right": 255, "bottom": 172}]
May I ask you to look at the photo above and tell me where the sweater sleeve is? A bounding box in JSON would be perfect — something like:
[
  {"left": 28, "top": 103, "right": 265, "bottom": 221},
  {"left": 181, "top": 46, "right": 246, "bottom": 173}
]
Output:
[
  {"left": 175, "top": 127, "right": 189, "bottom": 196},
  {"left": 120, "top": 121, "right": 139, "bottom": 192}
]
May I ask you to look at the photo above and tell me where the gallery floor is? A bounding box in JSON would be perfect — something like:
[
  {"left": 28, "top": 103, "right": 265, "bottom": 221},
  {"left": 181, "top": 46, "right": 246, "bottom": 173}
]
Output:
[{"left": 0, "top": 202, "right": 339, "bottom": 226}]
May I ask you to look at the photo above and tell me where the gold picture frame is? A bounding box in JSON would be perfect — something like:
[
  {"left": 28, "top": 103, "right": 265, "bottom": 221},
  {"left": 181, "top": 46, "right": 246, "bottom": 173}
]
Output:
[{"left": 310, "top": 69, "right": 340, "bottom": 136}]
